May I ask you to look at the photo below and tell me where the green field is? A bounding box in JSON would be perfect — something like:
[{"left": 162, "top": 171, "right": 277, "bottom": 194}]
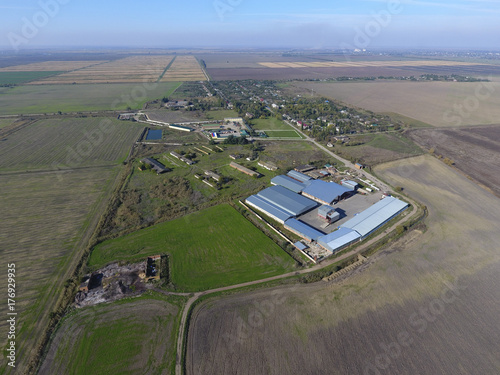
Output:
[
  {"left": 89, "top": 204, "right": 296, "bottom": 291},
  {"left": 264, "top": 130, "right": 303, "bottom": 138},
  {"left": 205, "top": 109, "right": 240, "bottom": 120},
  {"left": 249, "top": 117, "right": 291, "bottom": 130},
  {"left": 0, "top": 82, "right": 181, "bottom": 115},
  {"left": 0, "top": 71, "right": 63, "bottom": 85},
  {"left": 0, "top": 118, "right": 144, "bottom": 172},
  {"left": 0, "top": 166, "right": 120, "bottom": 375},
  {"left": 39, "top": 294, "right": 186, "bottom": 375}
]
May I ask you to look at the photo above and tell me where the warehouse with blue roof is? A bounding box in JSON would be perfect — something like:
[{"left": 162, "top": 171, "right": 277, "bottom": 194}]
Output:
[
  {"left": 245, "top": 195, "right": 292, "bottom": 224},
  {"left": 317, "top": 228, "right": 361, "bottom": 253},
  {"left": 302, "top": 180, "right": 354, "bottom": 205},
  {"left": 287, "top": 170, "right": 312, "bottom": 183},
  {"left": 340, "top": 196, "right": 409, "bottom": 238},
  {"left": 271, "top": 175, "right": 309, "bottom": 193},
  {"left": 284, "top": 218, "right": 325, "bottom": 242}
]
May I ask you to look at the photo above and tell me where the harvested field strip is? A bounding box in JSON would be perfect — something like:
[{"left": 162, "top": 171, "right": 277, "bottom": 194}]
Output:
[
  {"left": 0, "top": 166, "right": 120, "bottom": 374},
  {"left": 157, "top": 55, "right": 177, "bottom": 82},
  {"left": 0, "top": 118, "right": 144, "bottom": 172},
  {"left": 30, "top": 56, "right": 174, "bottom": 84},
  {"left": 38, "top": 294, "right": 186, "bottom": 375},
  {"left": 0, "top": 61, "right": 106, "bottom": 72},
  {"left": 89, "top": 204, "right": 296, "bottom": 292},
  {"left": 161, "top": 56, "right": 206, "bottom": 82},
  {"left": 259, "top": 60, "right": 486, "bottom": 68}
]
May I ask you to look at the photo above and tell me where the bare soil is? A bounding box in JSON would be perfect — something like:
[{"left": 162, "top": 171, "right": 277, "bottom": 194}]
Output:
[{"left": 410, "top": 124, "right": 500, "bottom": 197}]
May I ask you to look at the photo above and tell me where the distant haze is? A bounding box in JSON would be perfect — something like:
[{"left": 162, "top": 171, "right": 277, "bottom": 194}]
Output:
[{"left": 1, "top": 0, "right": 499, "bottom": 50}]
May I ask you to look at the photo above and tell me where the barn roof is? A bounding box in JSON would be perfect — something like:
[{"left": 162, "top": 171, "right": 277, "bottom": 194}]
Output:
[
  {"left": 271, "top": 175, "right": 308, "bottom": 193},
  {"left": 302, "top": 180, "right": 352, "bottom": 204},
  {"left": 340, "top": 196, "right": 409, "bottom": 237},
  {"left": 317, "top": 227, "right": 361, "bottom": 253},
  {"left": 257, "top": 185, "right": 318, "bottom": 216},
  {"left": 284, "top": 218, "right": 325, "bottom": 241}
]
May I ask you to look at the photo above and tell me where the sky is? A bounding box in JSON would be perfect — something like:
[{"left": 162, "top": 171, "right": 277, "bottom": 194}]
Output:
[{"left": 0, "top": 0, "right": 499, "bottom": 50}]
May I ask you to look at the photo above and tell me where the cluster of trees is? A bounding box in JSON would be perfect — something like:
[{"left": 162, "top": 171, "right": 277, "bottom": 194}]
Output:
[{"left": 222, "top": 135, "right": 248, "bottom": 145}]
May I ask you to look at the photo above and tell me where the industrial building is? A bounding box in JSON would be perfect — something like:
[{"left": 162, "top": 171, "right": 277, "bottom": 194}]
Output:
[
  {"left": 245, "top": 195, "right": 293, "bottom": 224},
  {"left": 256, "top": 185, "right": 318, "bottom": 216},
  {"left": 301, "top": 180, "right": 354, "bottom": 205},
  {"left": 284, "top": 218, "right": 325, "bottom": 242},
  {"left": 287, "top": 170, "right": 312, "bottom": 184},
  {"left": 317, "top": 228, "right": 361, "bottom": 253},
  {"left": 140, "top": 158, "right": 169, "bottom": 174},
  {"left": 271, "top": 175, "right": 309, "bottom": 193},
  {"left": 318, "top": 205, "right": 340, "bottom": 223},
  {"left": 169, "top": 124, "right": 193, "bottom": 132},
  {"left": 230, "top": 162, "right": 260, "bottom": 177},
  {"left": 341, "top": 180, "right": 359, "bottom": 190},
  {"left": 340, "top": 196, "right": 409, "bottom": 238}
]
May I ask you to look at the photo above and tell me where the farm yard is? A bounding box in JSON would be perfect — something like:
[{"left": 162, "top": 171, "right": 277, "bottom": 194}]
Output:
[
  {"left": 38, "top": 294, "right": 186, "bottom": 375},
  {"left": 0, "top": 82, "right": 180, "bottom": 114},
  {"left": 29, "top": 56, "right": 174, "bottom": 84},
  {"left": 0, "top": 166, "right": 121, "bottom": 374},
  {"left": 187, "top": 155, "right": 500, "bottom": 375},
  {"left": 295, "top": 80, "right": 500, "bottom": 127},
  {"left": 161, "top": 55, "right": 206, "bottom": 82},
  {"left": 0, "top": 118, "right": 144, "bottom": 172},
  {"left": 89, "top": 204, "right": 296, "bottom": 292},
  {"left": 409, "top": 124, "right": 500, "bottom": 197}
]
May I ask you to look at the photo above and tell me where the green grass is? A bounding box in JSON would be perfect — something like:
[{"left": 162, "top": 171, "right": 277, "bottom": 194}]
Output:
[
  {"left": 0, "top": 71, "right": 63, "bottom": 85},
  {"left": 204, "top": 109, "right": 240, "bottom": 120},
  {"left": 0, "top": 82, "right": 181, "bottom": 115},
  {"left": 89, "top": 204, "right": 296, "bottom": 292},
  {"left": 249, "top": 117, "right": 291, "bottom": 130},
  {"left": 39, "top": 293, "right": 186, "bottom": 375},
  {"left": 0, "top": 118, "right": 15, "bottom": 129},
  {"left": 381, "top": 112, "right": 433, "bottom": 128},
  {"left": 0, "top": 117, "right": 144, "bottom": 172},
  {"left": 264, "top": 130, "right": 303, "bottom": 138},
  {"left": 365, "top": 133, "right": 423, "bottom": 154}
]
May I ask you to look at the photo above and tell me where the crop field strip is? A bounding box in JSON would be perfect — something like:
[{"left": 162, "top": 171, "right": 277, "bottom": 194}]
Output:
[
  {"left": 187, "top": 155, "right": 500, "bottom": 375},
  {"left": 0, "top": 61, "right": 106, "bottom": 72},
  {"left": 0, "top": 82, "right": 181, "bottom": 115},
  {"left": 0, "top": 166, "right": 121, "bottom": 374},
  {"left": 258, "top": 60, "right": 486, "bottom": 68},
  {"left": 161, "top": 55, "right": 207, "bottom": 82},
  {"left": 0, "top": 118, "right": 144, "bottom": 172},
  {"left": 29, "top": 56, "right": 175, "bottom": 84},
  {"left": 38, "top": 294, "right": 186, "bottom": 375}
]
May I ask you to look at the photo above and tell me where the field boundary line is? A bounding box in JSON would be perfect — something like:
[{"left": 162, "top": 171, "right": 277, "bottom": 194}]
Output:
[{"left": 157, "top": 56, "right": 177, "bottom": 83}]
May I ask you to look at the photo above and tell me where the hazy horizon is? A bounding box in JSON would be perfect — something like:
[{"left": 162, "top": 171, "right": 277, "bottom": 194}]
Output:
[{"left": 1, "top": 0, "right": 499, "bottom": 52}]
